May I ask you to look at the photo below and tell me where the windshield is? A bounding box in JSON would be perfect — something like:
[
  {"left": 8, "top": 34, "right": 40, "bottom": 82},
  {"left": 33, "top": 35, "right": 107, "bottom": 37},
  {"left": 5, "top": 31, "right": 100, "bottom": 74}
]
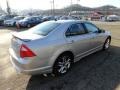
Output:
[
  {"left": 23, "top": 17, "right": 31, "bottom": 21},
  {"left": 0, "top": 16, "right": 6, "bottom": 19},
  {"left": 29, "top": 21, "right": 60, "bottom": 36},
  {"left": 13, "top": 17, "right": 23, "bottom": 20}
]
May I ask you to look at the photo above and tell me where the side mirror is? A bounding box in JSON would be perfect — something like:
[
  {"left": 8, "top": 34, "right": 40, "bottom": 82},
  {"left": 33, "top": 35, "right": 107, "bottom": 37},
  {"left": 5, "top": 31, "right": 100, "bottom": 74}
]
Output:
[
  {"left": 98, "top": 29, "right": 105, "bottom": 33},
  {"left": 98, "top": 30, "right": 102, "bottom": 33},
  {"left": 66, "top": 32, "right": 71, "bottom": 37}
]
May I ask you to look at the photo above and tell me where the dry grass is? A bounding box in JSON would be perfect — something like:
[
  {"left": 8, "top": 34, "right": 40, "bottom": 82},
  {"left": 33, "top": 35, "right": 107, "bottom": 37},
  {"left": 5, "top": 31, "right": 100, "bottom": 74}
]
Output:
[{"left": 93, "top": 21, "right": 120, "bottom": 47}]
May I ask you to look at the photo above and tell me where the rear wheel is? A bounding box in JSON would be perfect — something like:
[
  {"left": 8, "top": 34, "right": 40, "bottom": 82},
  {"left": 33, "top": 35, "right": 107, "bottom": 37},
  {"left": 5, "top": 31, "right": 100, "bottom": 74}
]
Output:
[
  {"left": 13, "top": 22, "right": 16, "bottom": 26},
  {"left": 53, "top": 54, "right": 72, "bottom": 76},
  {"left": 103, "top": 37, "right": 111, "bottom": 50},
  {"left": 27, "top": 24, "right": 31, "bottom": 28}
]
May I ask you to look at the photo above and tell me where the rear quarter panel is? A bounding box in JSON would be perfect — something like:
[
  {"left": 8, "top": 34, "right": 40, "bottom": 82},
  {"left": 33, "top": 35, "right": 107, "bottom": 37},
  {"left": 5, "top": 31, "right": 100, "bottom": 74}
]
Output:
[{"left": 24, "top": 23, "right": 71, "bottom": 69}]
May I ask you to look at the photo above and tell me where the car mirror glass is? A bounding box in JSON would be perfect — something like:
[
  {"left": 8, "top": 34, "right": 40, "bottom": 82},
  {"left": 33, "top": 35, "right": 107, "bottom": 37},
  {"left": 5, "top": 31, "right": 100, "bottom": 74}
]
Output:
[
  {"left": 66, "top": 33, "right": 71, "bottom": 37},
  {"left": 98, "top": 29, "right": 102, "bottom": 33}
]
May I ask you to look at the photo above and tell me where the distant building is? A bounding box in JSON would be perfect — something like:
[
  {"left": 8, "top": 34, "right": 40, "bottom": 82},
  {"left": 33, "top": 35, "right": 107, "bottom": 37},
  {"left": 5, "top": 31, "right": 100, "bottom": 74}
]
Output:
[
  {"left": 90, "top": 12, "right": 104, "bottom": 21},
  {"left": 71, "top": 10, "right": 94, "bottom": 18},
  {"left": 65, "top": 5, "right": 120, "bottom": 21}
]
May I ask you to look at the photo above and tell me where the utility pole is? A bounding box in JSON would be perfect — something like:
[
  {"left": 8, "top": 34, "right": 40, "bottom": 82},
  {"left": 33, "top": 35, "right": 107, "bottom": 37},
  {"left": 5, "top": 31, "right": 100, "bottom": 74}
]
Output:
[
  {"left": 50, "top": 1, "right": 53, "bottom": 15},
  {"left": 76, "top": 0, "right": 80, "bottom": 16},
  {"left": 69, "top": 0, "right": 73, "bottom": 16},
  {"left": 50, "top": 0, "right": 55, "bottom": 16},
  {"left": 52, "top": 0, "right": 55, "bottom": 16}
]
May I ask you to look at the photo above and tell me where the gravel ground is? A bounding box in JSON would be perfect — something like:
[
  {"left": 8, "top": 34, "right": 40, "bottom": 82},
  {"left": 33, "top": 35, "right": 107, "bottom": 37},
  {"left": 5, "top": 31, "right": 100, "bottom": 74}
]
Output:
[{"left": 0, "top": 22, "right": 120, "bottom": 90}]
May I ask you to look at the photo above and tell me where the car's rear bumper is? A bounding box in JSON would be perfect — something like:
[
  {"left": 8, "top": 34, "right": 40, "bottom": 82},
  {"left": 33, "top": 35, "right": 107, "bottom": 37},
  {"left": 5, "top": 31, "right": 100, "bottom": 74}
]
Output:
[
  {"left": 4, "top": 23, "right": 13, "bottom": 26},
  {"left": 16, "top": 23, "right": 27, "bottom": 28},
  {"left": 9, "top": 48, "right": 52, "bottom": 75}
]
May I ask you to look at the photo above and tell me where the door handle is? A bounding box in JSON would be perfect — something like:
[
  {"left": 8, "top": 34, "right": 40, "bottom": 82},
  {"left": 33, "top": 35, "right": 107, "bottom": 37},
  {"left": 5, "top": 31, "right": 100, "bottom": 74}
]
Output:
[{"left": 68, "top": 40, "right": 74, "bottom": 44}]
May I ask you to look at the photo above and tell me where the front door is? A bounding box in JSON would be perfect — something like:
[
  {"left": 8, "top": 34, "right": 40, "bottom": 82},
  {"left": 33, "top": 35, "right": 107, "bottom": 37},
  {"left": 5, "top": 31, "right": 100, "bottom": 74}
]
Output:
[
  {"left": 65, "top": 23, "right": 92, "bottom": 59},
  {"left": 83, "top": 22, "right": 105, "bottom": 50}
]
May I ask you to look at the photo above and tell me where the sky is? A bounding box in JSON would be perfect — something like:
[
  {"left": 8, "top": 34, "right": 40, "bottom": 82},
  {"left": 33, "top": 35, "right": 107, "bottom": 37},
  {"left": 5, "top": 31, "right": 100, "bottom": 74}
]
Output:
[{"left": 0, "top": 0, "right": 120, "bottom": 10}]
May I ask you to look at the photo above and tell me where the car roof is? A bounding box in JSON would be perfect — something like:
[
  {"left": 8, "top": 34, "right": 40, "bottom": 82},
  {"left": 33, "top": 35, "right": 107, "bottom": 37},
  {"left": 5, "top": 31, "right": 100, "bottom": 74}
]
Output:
[{"left": 55, "top": 20, "right": 88, "bottom": 24}]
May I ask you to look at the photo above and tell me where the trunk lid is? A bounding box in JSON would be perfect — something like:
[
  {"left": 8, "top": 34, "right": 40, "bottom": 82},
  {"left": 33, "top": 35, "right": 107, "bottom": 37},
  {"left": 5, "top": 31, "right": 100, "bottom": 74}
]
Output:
[
  {"left": 12, "top": 31, "right": 45, "bottom": 41},
  {"left": 11, "top": 31, "right": 44, "bottom": 58}
]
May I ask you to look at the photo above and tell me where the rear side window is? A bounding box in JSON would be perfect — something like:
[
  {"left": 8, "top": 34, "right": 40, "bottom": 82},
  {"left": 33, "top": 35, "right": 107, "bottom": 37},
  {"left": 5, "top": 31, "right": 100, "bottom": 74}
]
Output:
[
  {"left": 66, "top": 23, "right": 86, "bottom": 37},
  {"left": 36, "top": 17, "right": 40, "bottom": 21},
  {"left": 29, "top": 22, "right": 60, "bottom": 36}
]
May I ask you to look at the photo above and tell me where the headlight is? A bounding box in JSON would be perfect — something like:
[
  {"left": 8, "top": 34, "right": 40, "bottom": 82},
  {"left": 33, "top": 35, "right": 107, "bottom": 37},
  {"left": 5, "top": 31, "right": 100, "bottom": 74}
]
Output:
[
  {"left": 4, "top": 21, "right": 7, "bottom": 24},
  {"left": 22, "top": 22, "right": 27, "bottom": 25},
  {"left": 11, "top": 22, "right": 15, "bottom": 25},
  {"left": 16, "top": 22, "right": 19, "bottom": 25}
]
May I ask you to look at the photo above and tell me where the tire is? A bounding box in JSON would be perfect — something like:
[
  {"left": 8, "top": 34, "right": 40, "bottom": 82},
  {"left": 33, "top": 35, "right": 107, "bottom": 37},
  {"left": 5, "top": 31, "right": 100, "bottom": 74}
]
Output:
[
  {"left": 16, "top": 23, "right": 20, "bottom": 29},
  {"left": 53, "top": 54, "right": 73, "bottom": 76},
  {"left": 103, "top": 37, "right": 111, "bottom": 50},
  {"left": 13, "top": 22, "right": 16, "bottom": 26},
  {"left": 27, "top": 24, "right": 31, "bottom": 28}
]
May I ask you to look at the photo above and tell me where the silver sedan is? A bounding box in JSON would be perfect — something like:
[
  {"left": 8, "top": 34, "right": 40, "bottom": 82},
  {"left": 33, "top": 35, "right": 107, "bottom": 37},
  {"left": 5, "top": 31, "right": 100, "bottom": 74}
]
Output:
[{"left": 9, "top": 20, "right": 111, "bottom": 76}]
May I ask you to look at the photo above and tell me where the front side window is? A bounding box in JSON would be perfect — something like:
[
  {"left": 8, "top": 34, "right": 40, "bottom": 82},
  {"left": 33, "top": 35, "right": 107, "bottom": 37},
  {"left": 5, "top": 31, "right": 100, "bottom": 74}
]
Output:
[
  {"left": 13, "top": 17, "right": 24, "bottom": 20},
  {"left": 29, "top": 17, "right": 35, "bottom": 21},
  {"left": 66, "top": 23, "right": 86, "bottom": 36},
  {"left": 24, "top": 17, "right": 32, "bottom": 21},
  {"left": 36, "top": 17, "right": 40, "bottom": 21},
  {"left": 84, "top": 23, "right": 98, "bottom": 33}
]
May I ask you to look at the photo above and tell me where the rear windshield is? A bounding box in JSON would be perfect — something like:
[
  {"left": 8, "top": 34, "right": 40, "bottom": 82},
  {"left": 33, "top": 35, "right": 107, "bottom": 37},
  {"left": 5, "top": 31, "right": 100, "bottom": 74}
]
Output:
[{"left": 29, "top": 21, "right": 60, "bottom": 36}]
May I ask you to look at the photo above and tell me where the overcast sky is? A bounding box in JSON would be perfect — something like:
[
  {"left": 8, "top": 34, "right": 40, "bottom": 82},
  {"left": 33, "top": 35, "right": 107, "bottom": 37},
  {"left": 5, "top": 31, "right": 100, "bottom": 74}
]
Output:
[{"left": 0, "top": 0, "right": 120, "bottom": 10}]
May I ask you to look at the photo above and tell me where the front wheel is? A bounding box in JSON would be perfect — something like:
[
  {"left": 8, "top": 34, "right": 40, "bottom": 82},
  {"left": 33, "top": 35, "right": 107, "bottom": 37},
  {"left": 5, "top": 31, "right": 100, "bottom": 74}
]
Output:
[
  {"left": 103, "top": 37, "right": 111, "bottom": 50},
  {"left": 27, "top": 24, "right": 31, "bottom": 28},
  {"left": 53, "top": 54, "right": 72, "bottom": 76},
  {"left": 13, "top": 22, "right": 16, "bottom": 26}
]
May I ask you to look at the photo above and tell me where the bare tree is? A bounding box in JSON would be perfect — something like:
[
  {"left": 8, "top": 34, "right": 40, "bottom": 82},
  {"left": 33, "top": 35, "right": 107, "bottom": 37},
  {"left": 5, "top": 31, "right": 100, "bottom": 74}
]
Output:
[{"left": 6, "top": 0, "right": 11, "bottom": 15}]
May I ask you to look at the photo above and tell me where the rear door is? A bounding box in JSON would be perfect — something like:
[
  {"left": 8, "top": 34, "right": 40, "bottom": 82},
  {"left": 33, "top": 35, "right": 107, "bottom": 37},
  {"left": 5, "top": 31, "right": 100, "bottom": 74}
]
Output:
[
  {"left": 65, "top": 23, "right": 92, "bottom": 59},
  {"left": 30, "top": 18, "right": 36, "bottom": 25}
]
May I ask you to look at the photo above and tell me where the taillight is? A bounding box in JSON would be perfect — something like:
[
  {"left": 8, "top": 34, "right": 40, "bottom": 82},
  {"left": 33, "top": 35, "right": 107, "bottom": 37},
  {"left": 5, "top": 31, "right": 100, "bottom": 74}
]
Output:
[{"left": 20, "top": 44, "right": 36, "bottom": 58}]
